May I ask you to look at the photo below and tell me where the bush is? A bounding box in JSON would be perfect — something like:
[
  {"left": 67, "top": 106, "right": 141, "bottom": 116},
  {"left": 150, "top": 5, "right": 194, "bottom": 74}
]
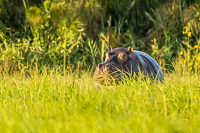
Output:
[{"left": 0, "top": 0, "right": 200, "bottom": 74}]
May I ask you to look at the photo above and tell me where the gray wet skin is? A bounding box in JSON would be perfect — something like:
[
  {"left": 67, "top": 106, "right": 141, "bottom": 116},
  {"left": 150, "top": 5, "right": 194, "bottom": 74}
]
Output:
[{"left": 94, "top": 47, "right": 164, "bottom": 84}]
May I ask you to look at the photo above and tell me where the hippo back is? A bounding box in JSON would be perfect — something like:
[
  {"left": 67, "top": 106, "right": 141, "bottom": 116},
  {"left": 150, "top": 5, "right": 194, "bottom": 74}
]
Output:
[{"left": 133, "top": 50, "right": 164, "bottom": 81}]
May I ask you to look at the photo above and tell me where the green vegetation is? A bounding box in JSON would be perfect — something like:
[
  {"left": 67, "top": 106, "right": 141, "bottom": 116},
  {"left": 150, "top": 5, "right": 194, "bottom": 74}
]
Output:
[
  {"left": 0, "top": 60, "right": 200, "bottom": 132},
  {"left": 0, "top": 0, "right": 200, "bottom": 72},
  {"left": 0, "top": 0, "right": 200, "bottom": 132}
]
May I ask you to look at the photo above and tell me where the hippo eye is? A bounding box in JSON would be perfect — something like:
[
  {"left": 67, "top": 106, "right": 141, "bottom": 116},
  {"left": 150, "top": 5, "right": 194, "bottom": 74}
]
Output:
[{"left": 118, "top": 52, "right": 125, "bottom": 60}]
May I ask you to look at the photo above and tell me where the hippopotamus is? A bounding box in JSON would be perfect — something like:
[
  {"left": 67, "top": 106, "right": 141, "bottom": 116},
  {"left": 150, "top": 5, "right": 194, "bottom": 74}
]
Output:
[{"left": 94, "top": 47, "right": 164, "bottom": 84}]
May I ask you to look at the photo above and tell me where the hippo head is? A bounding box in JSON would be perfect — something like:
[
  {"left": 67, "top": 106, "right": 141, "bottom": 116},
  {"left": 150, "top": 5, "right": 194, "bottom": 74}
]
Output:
[{"left": 94, "top": 47, "right": 139, "bottom": 84}]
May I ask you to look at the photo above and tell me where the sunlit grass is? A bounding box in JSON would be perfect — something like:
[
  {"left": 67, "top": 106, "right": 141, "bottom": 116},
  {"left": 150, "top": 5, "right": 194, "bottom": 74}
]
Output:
[{"left": 0, "top": 62, "right": 200, "bottom": 133}]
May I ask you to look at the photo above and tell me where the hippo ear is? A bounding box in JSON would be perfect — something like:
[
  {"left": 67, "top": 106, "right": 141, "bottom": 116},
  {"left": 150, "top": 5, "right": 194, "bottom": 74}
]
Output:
[
  {"left": 105, "top": 52, "right": 110, "bottom": 61},
  {"left": 110, "top": 46, "right": 113, "bottom": 51},
  {"left": 127, "top": 47, "right": 136, "bottom": 59},
  {"left": 128, "top": 47, "right": 134, "bottom": 53}
]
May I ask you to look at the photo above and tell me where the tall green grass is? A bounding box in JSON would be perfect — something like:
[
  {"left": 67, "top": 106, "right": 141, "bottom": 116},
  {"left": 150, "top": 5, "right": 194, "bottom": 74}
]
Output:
[{"left": 0, "top": 62, "right": 200, "bottom": 133}]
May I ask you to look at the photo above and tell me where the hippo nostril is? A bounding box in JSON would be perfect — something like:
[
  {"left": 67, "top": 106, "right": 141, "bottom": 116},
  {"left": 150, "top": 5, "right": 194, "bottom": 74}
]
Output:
[
  {"left": 105, "top": 64, "right": 110, "bottom": 68},
  {"left": 96, "top": 64, "right": 103, "bottom": 70}
]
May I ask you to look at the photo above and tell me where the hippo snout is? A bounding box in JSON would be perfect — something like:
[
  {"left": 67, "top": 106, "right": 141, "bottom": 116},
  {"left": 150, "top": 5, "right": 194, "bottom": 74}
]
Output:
[
  {"left": 94, "top": 62, "right": 123, "bottom": 84},
  {"left": 96, "top": 63, "right": 111, "bottom": 71}
]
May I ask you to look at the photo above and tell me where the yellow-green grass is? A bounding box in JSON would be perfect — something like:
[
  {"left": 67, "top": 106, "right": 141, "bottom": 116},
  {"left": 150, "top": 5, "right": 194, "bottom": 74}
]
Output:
[{"left": 0, "top": 67, "right": 200, "bottom": 133}]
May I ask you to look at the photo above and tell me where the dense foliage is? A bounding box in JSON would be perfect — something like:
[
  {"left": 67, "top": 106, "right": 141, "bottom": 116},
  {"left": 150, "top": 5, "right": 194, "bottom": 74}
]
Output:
[{"left": 0, "top": 0, "right": 200, "bottom": 74}]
